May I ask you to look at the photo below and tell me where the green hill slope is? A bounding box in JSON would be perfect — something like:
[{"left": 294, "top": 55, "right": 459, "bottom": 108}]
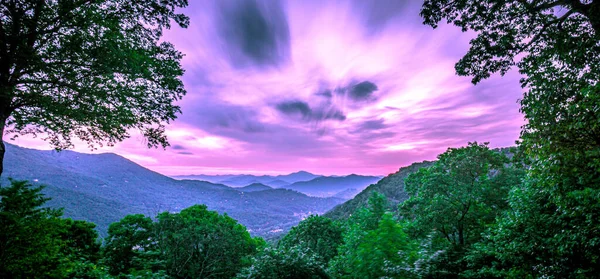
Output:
[
  {"left": 324, "top": 161, "right": 433, "bottom": 220},
  {"left": 2, "top": 144, "right": 343, "bottom": 238}
]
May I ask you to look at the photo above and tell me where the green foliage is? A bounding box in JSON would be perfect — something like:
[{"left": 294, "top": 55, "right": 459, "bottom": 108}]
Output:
[
  {"left": 325, "top": 161, "right": 433, "bottom": 220},
  {"left": 329, "top": 192, "right": 418, "bottom": 279},
  {"left": 155, "top": 205, "right": 262, "bottom": 279},
  {"left": 421, "top": 0, "right": 600, "bottom": 277},
  {"left": 464, "top": 170, "right": 600, "bottom": 278},
  {"left": 237, "top": 246, "right": 329, "bottom": 279},
  {"left": 0, "top": 179, "right": 63, "bottom": 278},
  {"left": 0, "top": 179, "right": 103, "bottom": 278},
  {"left": 237, "top": 217, "right": 337, "bottom": 279},
  {"left": 103, "top": 205, "right": 263, "bottom": 278},
  {"left": 420, "top": 0, "right": 600, "bottom": 85},
  {"left": 400, "top": 142, "right": 520, "bottom": 247},
  {"left": 0, "top": 0, "right": 190, "bottom": 176},
  {"left": 103, "top": 214, "right": 160, "bottom": 276},
  {"left": 354, "top": 214, "right": 418, "bottom": 279},
  {"left": 399, "top": 143, "right": 523, "bottom": 277},
  {"left": 54, "top": 218, "right": 104, "bottom": 278},
  {"left": 279, "top": 215, "right": 344, "bottom": 264}
]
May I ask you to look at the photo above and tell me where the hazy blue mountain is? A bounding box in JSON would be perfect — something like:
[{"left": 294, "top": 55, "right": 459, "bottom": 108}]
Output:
[
  {"left": 283, "top": 174, "right": 382, "bottom": 197},
  {"left": 2, "top": 144, "right": 343, "bottom": 238},
  {"left": 174, "top": 172, "right": 380, "bottom": 197},
  {"left": 237, "top": 183, "right": 273, "bottom": 192},
  {"left": 324, "top": 161, "right": 433, "bottom": 220},
  {"left": 264, "top": 179, "right": 290, "bottom": 188},
  {"left": 332, "top": 188, "right": 361, "bottom": 200},
  {"left": 171, "top": 174, "right": 237, "bottom": 184},
  {"left": 278, "top": 171, "right": 321, "bottom": 184},
  {"left": 173, "top": 170, "right": 321, "bottom": 187}
]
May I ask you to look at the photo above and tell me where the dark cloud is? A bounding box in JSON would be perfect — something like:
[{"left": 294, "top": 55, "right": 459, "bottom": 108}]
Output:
[
  {"left": 358, "top": 118, "right": 388, "bottom": 131},
  {"left": 335, "top": 80, "right": 379, "bottom": 102},
  {"left": 276, "top": 100, "right": 346, "bottom": 122},
  {"left": 171, "top": 144, "right": 187, "bottom": 150},
  {"left": 314, "top": 108, "right": 346, "bottom": 121},
  {"left": 217, "top": 0, "right": 290, "bottom": 68},
  {"left": 177, "top": 151, "right": 194, "bottom": 155},
  {"left": 315, "top": 89, "right": 333, "bottom": 98},
  {"left": 351, "top": 0, "right": 419, "bottom": 33},
  {"left": 349, "top": 81, "right": 378, "bottom": 100},
  {"left": 177, "top": 96, "right": 340, "bottom": 156},
  {"left": 348, "top": 118, "right": 395, "bottom": 143},
  {"left": 276, "top": 101, "right": 312, "bottom": 119}
]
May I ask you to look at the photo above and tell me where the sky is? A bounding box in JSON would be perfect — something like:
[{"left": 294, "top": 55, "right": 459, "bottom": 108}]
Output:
[{"left": 11, "top": 0, "right": 525, "bottom": 176}]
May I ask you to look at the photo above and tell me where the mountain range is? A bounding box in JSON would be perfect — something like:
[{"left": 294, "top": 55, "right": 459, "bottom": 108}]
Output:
[
  {"left": 283, "top": 175, "right": 381, "bottom": 197},
  {"left": 174, "top": 172, "right": 382, "bottom": 198},
  {"left": 237, "top": 183, "right": 273, "bottom": 192},
  {"left": 173, "top": 171, "right": 320, "bottom": 187},
  {"left": 1, "top": 144, "right": 345, "bottom": 238}
]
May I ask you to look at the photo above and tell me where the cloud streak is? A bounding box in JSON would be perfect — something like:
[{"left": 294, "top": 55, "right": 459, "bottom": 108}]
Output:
[{"left": 10, "top": 0, "right": 525, "bottom": 176}]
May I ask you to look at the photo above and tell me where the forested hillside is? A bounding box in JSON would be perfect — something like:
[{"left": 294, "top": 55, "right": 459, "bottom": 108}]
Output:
[
  {"left": 324, "top": 161, "right": 433, "bottom": 220},
  {"left": 2, "top": 144, "right": 343, "bottom": 237},
  {"left": 325, "top": 147, "right": 517, "bottom": 220},
  {"left": 0, "top": 142, "right": 529, "bottom": 278}
]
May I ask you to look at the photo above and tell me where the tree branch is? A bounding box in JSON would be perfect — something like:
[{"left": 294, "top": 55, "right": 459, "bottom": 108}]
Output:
[{"left": 521, "top": 9, "right": 576, "bottom": 51}]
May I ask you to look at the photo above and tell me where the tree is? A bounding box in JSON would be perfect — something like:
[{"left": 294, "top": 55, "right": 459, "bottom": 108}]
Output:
[
  {"left": 0, "top": 179, "right": 62, "bottom": 278},
  {"left": 421, "top": 1, "right": 600, "bottom": 277},
  {"left": 0, "top": 0, "right": 190, "bottom": 177},
  {"left": 155, "top": 204, "right": 262, "bottom": 279},
  {"left": 0, "top": 179, "right": 103, "bottom": 278},
  {"left": 278, "top": 215, "right": 344, "bottom": 265},
  {"left": 400, "top": 143, "right": 519, "bottom": 247},
  {"left": 328, "top": 192, "right": 419, "bottom": 279},
  {"left": 399, "top": 143, "right": 523, "bottom": 277},
  {"left": 54, "top": 218, "right": 104, "bottom": 278},
  {"left": 353, "top": 213, "right": 418, "bottom": 279},
  {"left": 421, "top": 0, "right": 600, "bottom": 84},
  {"left": 103, "top": 214, "right": 160, "bottom": 276},
  {"left": 236, "top": 246, "right": 330, "bottom": 279}
]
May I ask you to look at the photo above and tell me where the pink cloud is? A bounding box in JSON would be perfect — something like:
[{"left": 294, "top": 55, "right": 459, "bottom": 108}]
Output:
[{"left": 9, "top": 0, "right": 525, "bottom": 176}]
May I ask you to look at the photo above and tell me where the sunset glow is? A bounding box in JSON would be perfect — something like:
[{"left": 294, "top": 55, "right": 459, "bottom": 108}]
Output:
[{"left": 10, "top": 0, "right": 524, "bottom": 176}]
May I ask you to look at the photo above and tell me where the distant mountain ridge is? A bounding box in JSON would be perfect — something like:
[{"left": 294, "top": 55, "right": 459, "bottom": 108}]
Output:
[
  {"left": 284, "top": 175, "right": 382, "bottom": 197},
  {"left": 173, "top": 171, "right": 320, "bottom": 187},
  {"left": 237, "top": 183, "right": 273, "bottom": 192},
  {"left": 2, "top": 144, "right": 344, "bottom": 238},
  {"left": 174, "top": 172, "right": 382, "bottom": 199}
]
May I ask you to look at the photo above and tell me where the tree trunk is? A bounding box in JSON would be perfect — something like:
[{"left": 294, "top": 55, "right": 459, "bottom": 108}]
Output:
[
  {"left": 458, "top": 224, "right": 464, "bottom": 246},
  {"left": 0, "top": 110, "right": 7, "bottom": 180},
  {"left": 0, "top": 122, "right": 4, "bottom": 179}
]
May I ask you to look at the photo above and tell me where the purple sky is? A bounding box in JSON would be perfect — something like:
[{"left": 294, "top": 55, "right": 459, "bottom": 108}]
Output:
[{"left": 12, "top": 0, "right": 525, "bottom": 176}]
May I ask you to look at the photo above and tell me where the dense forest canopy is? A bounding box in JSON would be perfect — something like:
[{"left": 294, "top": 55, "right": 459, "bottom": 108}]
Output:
[{"left": 421, "top": 0, "right": 600, "bottom": 277}]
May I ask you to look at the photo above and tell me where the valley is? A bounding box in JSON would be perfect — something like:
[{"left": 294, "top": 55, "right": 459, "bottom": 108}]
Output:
[{"left": 2, "top": 143, "right": 381, "bottom": 238}]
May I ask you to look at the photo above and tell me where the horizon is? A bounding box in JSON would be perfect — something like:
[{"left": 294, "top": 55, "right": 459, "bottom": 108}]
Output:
[{"left": 7, "top": 0, "right": 523, "bottom": 176}]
